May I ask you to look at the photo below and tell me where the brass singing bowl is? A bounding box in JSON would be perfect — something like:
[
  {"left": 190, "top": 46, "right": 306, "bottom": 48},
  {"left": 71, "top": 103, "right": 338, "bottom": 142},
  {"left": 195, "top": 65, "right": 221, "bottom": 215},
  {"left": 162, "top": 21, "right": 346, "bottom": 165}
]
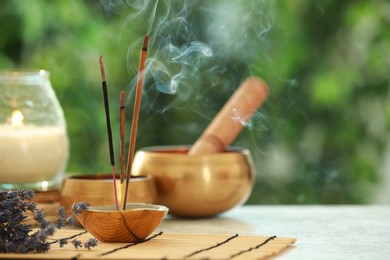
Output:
[
  {"left": 132, "top": 146, "right": 255, "bottom": 218},
  {"left": 76, "top": 203, "right": 168, "bottom": 243},
  {"left": 61, "top": 174, "right": 157, "bottom": 222}
]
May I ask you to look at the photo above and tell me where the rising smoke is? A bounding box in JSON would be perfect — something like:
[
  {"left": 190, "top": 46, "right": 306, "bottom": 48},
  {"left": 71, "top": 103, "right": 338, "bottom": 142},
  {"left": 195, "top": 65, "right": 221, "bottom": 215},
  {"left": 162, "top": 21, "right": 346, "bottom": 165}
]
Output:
[{"left": 101, "top": 0, "right": 275, "bottom": 116}]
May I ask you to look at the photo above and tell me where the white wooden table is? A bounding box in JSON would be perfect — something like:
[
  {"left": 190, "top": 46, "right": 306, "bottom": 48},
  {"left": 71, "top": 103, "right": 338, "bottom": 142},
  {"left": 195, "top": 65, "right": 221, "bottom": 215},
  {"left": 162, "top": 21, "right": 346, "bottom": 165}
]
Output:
[{"left": 158, "top": 205, "right": 390, "bottom": 259}]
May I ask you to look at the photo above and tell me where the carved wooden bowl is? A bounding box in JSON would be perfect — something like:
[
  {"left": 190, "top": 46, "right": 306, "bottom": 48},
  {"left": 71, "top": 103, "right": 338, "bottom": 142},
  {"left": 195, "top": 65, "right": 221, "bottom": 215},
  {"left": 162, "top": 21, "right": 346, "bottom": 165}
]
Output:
[{"left": 76, "top": 203, "right": 169, "bottom": 243}]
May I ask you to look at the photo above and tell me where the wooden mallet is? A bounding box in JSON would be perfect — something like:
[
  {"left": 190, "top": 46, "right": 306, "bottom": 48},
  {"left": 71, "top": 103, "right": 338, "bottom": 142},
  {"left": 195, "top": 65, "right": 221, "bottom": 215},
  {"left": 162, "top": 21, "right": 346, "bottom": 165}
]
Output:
[{"left": 188, "top": 77, "right": 269, "bottom": 155}]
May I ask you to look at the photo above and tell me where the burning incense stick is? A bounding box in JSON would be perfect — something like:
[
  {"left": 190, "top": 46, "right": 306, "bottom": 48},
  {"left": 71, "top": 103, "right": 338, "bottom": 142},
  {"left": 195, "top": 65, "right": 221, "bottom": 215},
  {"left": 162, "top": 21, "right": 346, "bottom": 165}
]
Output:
[
  {"left": 123, "top": 35, "right": 149, "bottom": 210},
  {"left": 119, "top": 90, "right": 126, "bottom": 208},
  {"left": 99, "top": 55, "right": 119, "bottom": 211}
]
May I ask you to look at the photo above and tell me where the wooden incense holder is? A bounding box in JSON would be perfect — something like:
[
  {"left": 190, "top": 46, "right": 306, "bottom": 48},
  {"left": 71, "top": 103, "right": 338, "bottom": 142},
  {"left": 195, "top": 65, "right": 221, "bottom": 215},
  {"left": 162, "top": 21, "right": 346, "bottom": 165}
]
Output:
[
  {"left": 76, "top": 203, "right": 168, "bottom": 243},
  {"left": 188, "top": 77, "right": 269, "bottom": 155}
]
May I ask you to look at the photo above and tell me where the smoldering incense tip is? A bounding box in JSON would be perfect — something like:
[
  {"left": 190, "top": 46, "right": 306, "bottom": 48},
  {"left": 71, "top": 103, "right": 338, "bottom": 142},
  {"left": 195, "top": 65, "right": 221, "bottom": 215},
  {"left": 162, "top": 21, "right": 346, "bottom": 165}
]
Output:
[
  {"left": 142, "top": 35, "right": 149, "bottom": 51},
  {"left": 99, "top": 55, "right": 106, "bottom": 82},
  {"left": 120, "top": 90, "right": 126, "bottom": 108}
]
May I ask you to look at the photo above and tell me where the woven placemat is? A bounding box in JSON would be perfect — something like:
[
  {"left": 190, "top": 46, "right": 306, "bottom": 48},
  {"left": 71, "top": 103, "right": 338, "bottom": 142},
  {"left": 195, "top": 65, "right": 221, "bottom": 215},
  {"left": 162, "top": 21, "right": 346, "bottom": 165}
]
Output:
[{"left": 0, "top": 229, "right": 296, "bottom": 259}]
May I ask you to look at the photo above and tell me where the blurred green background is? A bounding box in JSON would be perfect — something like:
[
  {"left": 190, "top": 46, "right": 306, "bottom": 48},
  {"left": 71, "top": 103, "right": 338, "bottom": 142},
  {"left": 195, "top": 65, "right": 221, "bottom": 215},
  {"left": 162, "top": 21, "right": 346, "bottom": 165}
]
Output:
[{"left": 1, "top": 0, "right": 389, "bottom": 204}]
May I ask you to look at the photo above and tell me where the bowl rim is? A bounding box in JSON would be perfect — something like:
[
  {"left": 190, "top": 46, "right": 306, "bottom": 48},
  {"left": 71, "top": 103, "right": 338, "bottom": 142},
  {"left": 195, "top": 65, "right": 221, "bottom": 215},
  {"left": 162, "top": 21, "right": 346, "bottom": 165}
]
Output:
[
  {"left": 140, "top": 145, "right": 247, "bottom": 153},
  {"left": 65, "top": 174, "right": 152, "bottom": 182},
  {"left": 134, "top": 145, "right": 252, "bottom": 163},
  {"left": 84, "top": 203, "right": 169, "bottom": 213}
]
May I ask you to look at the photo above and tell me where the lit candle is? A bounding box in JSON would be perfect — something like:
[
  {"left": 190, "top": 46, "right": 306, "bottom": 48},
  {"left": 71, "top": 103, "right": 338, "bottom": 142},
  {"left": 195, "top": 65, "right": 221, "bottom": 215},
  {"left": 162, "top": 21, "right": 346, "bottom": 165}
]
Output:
[{"left": 0, "top": 110, "right": 68, "bottom": 189}]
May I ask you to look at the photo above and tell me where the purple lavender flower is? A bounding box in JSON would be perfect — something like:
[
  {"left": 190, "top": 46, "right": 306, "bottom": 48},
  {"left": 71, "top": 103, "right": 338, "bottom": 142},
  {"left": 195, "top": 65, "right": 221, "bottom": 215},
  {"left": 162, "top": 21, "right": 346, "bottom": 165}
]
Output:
[
  {"left": 56, "top": 206, "right": 67, "bottom": 228},
  {"left": 57, "top": 206, "right": 66, "bottom": 218},
  {"left": 27, "top": 201, "right": 37, "bottom": 212},
  {"left": 16, "top": 244, "right": 29, "bottom": 253},
  {"left": 66, "top": 216, "right": 75, "bottom": 226},
  {"left": 84, "top": 238, "right": 98, "bottom": 250},
  {"left": 0, "top": 188, "right": 97, "bottom": 254},
  {"left": 59, "top": 238, "right": 68, "bottom": 248},
  {"left": 33, "top": 241, "right": 50, "bottom": 253},
  {"left": 34, "top": 209, "right": 49, "bottom": 228},
  {"left": 72, "top": 202, "right": 89, "bottom": 216},
  {"left": 72, "top": 239, "right": 82, "bottom": 249},
  {"left": 44, "top": 224, "right": 55, "bottom": 236}
]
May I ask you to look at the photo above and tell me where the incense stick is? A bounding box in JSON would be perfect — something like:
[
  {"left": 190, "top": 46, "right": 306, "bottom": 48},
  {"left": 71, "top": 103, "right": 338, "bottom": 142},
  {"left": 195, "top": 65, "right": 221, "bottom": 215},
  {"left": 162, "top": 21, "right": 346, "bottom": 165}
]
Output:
[
  {"left": 119, "top": 90, "right": 126, "bottom": 208},
  {"left": 123, "top": 35, "right": 149, "bottom": 210},
  {"left": 99, "top": 55, "right": 119, "bottom": 211}
]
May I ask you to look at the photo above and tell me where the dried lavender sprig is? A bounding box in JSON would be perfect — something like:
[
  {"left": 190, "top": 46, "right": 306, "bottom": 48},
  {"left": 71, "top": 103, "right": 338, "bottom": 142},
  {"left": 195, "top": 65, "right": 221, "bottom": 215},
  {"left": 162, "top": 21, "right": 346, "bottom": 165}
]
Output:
[
  {"left": 0, "top": 189, "right": 96, "bottom": 254},
  {"left": 84, "top": 238, "right": 98, "bottom": 250},
  {"left": 72, "top": 201, "right": 90, "bottom": 216},
  {"left": 72, "top": 239, "right": 83, "bottom": 249},
  {"left": 59, "top": 238, "right": 68, "bottom": 248}
]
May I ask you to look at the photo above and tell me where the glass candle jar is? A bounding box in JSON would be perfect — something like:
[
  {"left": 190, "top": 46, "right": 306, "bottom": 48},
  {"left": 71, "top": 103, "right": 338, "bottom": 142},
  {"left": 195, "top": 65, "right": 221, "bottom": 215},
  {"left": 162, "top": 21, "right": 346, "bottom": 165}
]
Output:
[{"left": 0, "top": 70, "right": 69, "bottom": 191}]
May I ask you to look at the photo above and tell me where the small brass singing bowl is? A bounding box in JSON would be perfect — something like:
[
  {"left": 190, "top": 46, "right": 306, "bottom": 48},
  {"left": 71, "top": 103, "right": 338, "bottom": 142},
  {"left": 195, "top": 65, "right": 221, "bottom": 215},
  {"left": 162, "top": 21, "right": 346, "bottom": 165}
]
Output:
[
  {"left": 60, "top": 174, "right": 157, "bottom": 225},
  {"left": 61, "top": 174, "right": 157, "bottom": 208},
  {"left": 76, "top": 203, "right": 168, "bottom": 243},
  {"left": 132, "top": 146, "right": 255, "bottom": 218}
]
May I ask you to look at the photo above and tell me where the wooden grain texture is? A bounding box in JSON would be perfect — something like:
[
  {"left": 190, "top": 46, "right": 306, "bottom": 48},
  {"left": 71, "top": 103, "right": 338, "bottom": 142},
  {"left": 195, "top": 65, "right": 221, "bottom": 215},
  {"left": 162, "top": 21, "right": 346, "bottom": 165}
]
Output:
[
  {"left": 0, "top": 229, "right": 296, "bottom": 259},
  {"left": 76, "top": 204, "right": 168, "bottom": 243}
]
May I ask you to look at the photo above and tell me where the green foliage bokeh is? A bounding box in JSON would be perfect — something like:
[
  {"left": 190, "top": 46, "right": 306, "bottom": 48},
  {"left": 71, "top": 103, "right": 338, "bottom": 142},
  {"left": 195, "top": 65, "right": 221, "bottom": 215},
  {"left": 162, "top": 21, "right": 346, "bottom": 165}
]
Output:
[{"left": 1, "top": 0, "right": 389, "bottom": 204}]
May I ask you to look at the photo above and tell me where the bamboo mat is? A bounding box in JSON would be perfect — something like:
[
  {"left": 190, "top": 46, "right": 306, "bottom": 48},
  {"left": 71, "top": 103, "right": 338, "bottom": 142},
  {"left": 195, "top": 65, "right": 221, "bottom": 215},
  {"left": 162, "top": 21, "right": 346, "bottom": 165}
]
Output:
[{"left": 0, "top": 229, "right": 296, "bottom": 259}]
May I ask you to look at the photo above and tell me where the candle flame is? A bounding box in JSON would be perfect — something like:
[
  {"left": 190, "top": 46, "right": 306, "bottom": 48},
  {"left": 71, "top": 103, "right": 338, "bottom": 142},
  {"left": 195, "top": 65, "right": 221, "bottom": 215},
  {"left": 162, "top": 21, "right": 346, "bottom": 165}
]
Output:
[{"left": 10, "top": 110, "right": 24, "bottom": 127}]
